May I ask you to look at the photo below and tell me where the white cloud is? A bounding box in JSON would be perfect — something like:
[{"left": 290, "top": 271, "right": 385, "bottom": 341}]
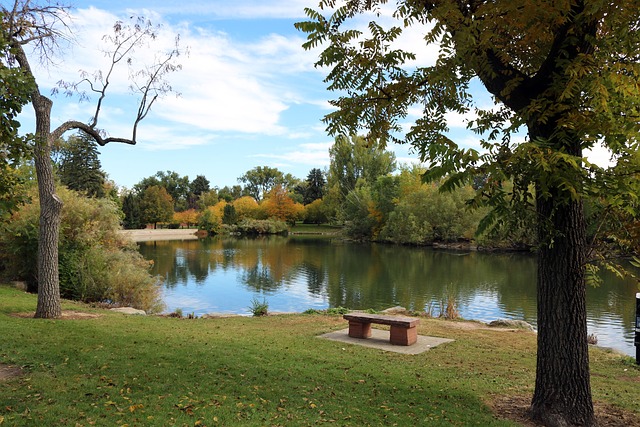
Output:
[
  {"left": 25, "top": 6, "right": 325, "bottom": 141},
  {"left": 252, "top": 141, "right": 333, "bottom": 167}
]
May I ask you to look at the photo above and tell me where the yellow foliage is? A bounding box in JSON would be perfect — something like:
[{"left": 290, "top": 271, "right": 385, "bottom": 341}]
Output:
[
  {"left": 262, "top": 185, "right": 303, "bottom": 223},
  {"left": 233, "top": 196, "right": 259, "bottom": 220}
]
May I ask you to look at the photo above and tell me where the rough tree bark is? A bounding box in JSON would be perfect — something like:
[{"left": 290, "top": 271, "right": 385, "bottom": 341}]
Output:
[
  {"left": 32, "top": 93, "right": 62, "bottom": 319},
  {"left": 528, "top": 127, "right": 594, "bottom": 426},
  {"left": 532, "top": 190, "right": 594, "bottom": 427}
]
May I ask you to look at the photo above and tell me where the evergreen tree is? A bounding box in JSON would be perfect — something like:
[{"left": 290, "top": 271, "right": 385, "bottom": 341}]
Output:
[
  {"left": 189, "top": 175, "right": 210, "bottom": 196},
  {"left": 222, "top": 203, "right": 238, "bottom": 225},
  {"left": 55, "top": 132, "right": 106, "bottom": 198},
  {"left": 303, "top": 168, "right": 326, "bottom": 204},
  {"left": 121, "top": 192, "right": 144, "bottom": 230}
]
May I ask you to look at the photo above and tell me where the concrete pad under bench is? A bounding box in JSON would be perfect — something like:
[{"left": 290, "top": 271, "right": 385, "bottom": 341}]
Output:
[{"left": 319, "top": 328, "right": 454, "bottom": 355}]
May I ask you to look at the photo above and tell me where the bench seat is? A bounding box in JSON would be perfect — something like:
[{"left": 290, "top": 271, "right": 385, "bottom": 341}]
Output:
[{"left": 343, "top": 313, "right": 420, "bottom": 346}]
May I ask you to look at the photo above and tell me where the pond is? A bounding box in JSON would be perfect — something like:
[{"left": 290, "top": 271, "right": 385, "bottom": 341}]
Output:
[{"left": 138, "top": 235, "right": 639, "bottom": 356}]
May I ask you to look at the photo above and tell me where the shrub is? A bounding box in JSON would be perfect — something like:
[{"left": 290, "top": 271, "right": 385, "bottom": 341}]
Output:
[
  {"left": 234, "top": 219, "right": 288, "bottom": 235},
  {"left": 326, "top": 306, "right": 349, "bottom": 315},
  {"left": 0, "top": 186, "right": 164, "bottom": 313},
  {"left": 248, "top": 297, "right": 269, "bottom": 316}
]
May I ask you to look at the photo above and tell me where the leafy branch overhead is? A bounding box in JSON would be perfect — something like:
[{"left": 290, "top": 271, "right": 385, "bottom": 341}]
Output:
[{"left": 296, "top": 0, "right": 640, "bottom": 243}]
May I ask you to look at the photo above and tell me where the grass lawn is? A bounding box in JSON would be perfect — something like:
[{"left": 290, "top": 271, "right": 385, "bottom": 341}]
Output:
[{"left": 0, "top": 285, "right": 638, "bottom": 426}]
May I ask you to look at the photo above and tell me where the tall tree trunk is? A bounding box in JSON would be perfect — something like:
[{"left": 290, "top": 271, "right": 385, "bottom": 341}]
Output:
[
  {"left": 33, "top": 94, "right": 62, "bottom": 319},
  {"left": 528, "top": 131, "right": 595, "bottom": 426}
]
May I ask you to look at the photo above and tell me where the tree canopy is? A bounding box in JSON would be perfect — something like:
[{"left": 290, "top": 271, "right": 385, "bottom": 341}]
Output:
[
  {"left": 140, "top": 185, "right": 174, "bottom": 228},
  {"left": 238, "top": 166, "right": 286, "bottom": 202},
  {"left": 297, "top": 1, "right": 639, "bottom": 425}
]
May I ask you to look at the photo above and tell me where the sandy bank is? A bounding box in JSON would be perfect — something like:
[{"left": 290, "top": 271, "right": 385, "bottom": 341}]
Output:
[{"left": 120, "top": 229, "right": 199, "bottom": 242}]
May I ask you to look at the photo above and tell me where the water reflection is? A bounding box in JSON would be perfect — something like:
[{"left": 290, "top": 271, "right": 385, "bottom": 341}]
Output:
[{"left": 138, "top": 236, "right": 638, "bottom": 356}]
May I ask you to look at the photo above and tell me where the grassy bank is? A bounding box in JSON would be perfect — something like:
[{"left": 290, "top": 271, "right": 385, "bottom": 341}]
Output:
[
  {"left": 290, "top": 223, "right": 343, "bottom": 234},
  {"left": 0, "top": 285, "right": 638, "bottom": 426}
]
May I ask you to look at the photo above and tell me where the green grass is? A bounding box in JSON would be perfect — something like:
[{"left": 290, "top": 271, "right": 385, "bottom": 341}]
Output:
[{"left": 0, "top": 285, "right": 638, "bottom": 426}]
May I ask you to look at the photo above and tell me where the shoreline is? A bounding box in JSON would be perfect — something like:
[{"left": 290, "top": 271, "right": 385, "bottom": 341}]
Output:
[{"left": 119, "top": 228, "right": 199, "bottom": 242}]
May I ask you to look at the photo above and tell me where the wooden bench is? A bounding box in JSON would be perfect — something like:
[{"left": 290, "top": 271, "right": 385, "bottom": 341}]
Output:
[{"left": 343, "top": 313, "right": 420, "bottom": 346}]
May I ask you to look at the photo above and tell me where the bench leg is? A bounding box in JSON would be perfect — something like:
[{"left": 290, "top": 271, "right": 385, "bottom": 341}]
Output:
[
  {"left": 390, "top": 325, "right": 417, "bottom": 346},
  {"left": 348, "top": 321, "right": 372, "bottom": 339}
]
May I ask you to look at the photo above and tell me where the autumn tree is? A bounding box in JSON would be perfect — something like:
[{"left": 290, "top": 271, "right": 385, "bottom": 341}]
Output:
[
  {"left": 233, "top": 196, "right": 261, "bottom": 220},
  {"left": 1, "top": 1, "right": 183, "bottom": 318},
  {"left": 173, "top": 209, "right": 198, "bottom": 228},
  {"left": 297, "top": 1, "right": 640, "bottom": 425},
  {"left": 304, "top": 198, "right": 329, "bottom": 224},
  {"left": 263, "top": 184, "right": 304, "bottom": 225},
  {"left": 135, "top": 171, "right": 190, "bottom": 211}
]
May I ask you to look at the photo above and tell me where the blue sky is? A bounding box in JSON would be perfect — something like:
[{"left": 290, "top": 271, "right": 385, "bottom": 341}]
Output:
[{"left": 18, "top": 0, "right": 611, "bottom": 190}]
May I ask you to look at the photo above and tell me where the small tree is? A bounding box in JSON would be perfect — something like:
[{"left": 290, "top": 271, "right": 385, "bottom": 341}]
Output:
[
  {"left": 233, "top": 196, "right": 261, "bottom": 221},
  {"left": 263, "top": 184, "right": 304, "bottom": 225},
  {"left": 197, "top": 208, "right": 221, "bottom": 234},
  {"left": 222, "top": 204, "right": 238, "bottom": 225},
  {"left": 304, "top": 199, "right": 329, "bottom": 225},
  {"left": 2, "top": 1, "right": 182, "bottom": 318},
  {"left": 173, "top": 209, "right": 198, "bottom": 228}
]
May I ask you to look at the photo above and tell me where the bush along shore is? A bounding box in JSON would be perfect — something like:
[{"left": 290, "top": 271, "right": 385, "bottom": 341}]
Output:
[{"left": 1, "top": 285, "right": 639, "bottom": 427}]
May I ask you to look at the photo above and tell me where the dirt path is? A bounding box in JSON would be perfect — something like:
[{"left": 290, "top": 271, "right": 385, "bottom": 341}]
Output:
[{"left": 119, "top": 229, "right": 199, "bottom": 242}]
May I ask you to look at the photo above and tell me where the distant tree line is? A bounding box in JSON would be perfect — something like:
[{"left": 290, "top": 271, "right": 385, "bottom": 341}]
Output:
[{"left": 3, "top": 131, "right": 637, "bottom": 252}]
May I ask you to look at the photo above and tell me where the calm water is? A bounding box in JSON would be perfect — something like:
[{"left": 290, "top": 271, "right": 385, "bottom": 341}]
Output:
[{"left": 138, "top": 235, "right": 639, "bottom": 356}]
